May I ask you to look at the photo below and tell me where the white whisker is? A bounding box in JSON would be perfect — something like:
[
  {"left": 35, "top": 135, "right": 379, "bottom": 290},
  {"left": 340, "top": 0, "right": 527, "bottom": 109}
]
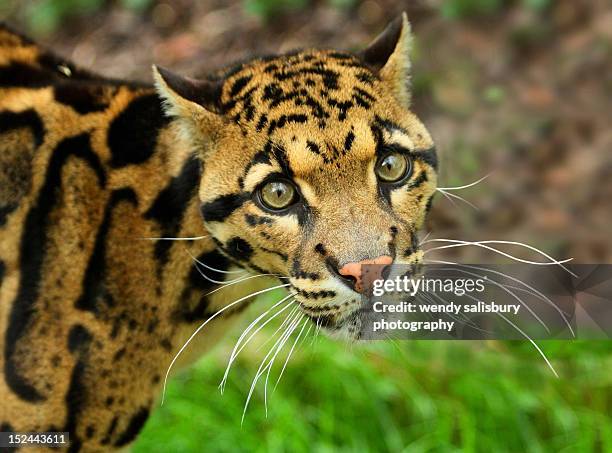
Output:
[
  {"left": 273, "top": 317, "right": 309, "bottom": 391},
  {"left": 437, "top": 173, "right": 491, "bottom": 191},
  {"left": 204, "top": 273, "right": 289, "bottom": 297},
  {"left": 429, "top": 264, "right": 551, "bottom": 334},
  {"left": 461, "top": 290, "right": 558, "bottom": 378},
  {"left": 263, "top": 314, "right": 304, "bottom": 416},
  {"left": 256, "top": 305, "right": 300, "bottom": 352},
  {"left": 219, "top": 293, "right": 296, "bottom": 393},
  {"left": 422, "top": 238, "right": 576, "bottom": 276},
  {"left": 437, "top": 188, "right": 459, "bottom": 208},
  {"left": 419, "top": 231, "right": 432, "bottom": 246},
  {"left": 425, "top": 259, "right": 575, "bottom": 337},
  {"left": 140, "top": 235, "right": 209, "bottom": 241},
  {"left": 161, "top": 282, "right": 290, "bottom": 405},
  {"left": 241, "top": 311, "right": 301, "bottom": 423},
  {"left": 436, "top": 189, "right": 479, "bottom": 210}
]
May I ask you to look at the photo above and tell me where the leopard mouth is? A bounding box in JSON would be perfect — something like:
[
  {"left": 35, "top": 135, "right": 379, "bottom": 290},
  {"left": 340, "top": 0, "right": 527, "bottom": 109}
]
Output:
[{"left": 297, "top": 297, "right": 363, "bottom": 337}]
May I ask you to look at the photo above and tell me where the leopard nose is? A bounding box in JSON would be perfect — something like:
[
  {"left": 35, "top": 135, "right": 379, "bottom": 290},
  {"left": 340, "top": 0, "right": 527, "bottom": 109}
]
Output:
[{"left": 338, "top": 255, "right": 393, "bottom": 293}]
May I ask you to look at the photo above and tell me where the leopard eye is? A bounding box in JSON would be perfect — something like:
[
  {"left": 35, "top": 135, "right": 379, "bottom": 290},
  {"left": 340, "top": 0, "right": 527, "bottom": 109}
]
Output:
[
  {"left": 258, "top": 180, "right": 297, "bottom": 211},
  {"left": 375, "top": 152, "right": 411, "bottom": 183}
]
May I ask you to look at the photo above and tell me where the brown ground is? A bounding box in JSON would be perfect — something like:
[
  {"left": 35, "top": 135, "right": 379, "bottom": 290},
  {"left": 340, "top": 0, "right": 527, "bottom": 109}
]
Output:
[{"left": 3, "top": 0, "right": 612, "bottom": 263}]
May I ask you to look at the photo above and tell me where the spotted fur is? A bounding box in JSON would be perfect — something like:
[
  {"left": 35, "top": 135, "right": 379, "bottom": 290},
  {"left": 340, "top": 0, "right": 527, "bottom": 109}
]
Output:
[{"left": 0, "top": 14, "right": 436, "bottom": 451}]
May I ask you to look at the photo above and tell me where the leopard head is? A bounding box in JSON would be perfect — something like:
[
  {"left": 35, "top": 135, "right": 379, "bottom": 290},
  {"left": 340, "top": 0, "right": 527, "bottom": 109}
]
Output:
[{"left": 153, "top": 13, "right": 437, "bottom": 339}]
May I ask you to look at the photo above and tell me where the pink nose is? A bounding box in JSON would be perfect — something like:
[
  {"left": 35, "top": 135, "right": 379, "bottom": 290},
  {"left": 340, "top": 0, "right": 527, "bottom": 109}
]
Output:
[{"left": 338, "top": 255, "right": 393, "bottom": 293}]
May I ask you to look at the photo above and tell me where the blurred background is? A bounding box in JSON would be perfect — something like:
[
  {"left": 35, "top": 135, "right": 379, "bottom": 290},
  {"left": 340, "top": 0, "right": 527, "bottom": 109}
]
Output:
[{"left": 2, "top": 0, "right": 612, "bottom": 451}]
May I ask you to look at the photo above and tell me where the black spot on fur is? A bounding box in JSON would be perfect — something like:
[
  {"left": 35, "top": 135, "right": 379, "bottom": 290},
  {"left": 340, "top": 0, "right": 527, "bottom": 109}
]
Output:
[
  {"left": 229, "top": 75, "right": 252, "bottom": 97},
  {"left": 0, "top": 62, "right": 54, "bottom": 87},
  {"left": 344, "top": 131, "right": 355, "bottom": 152},
  {"left": 113, "top": 408, "right": 150, "bottom": 447},
  {"left": 295, "top": 288, "right": 336, "bottom": 300},
  {"left": 315, "top": 243, "right": 327, "bottom": 256},
  {"left": 200, "top": 192, "right": 249, "bottom": 223},
  {"left": 68, "top": 324, "right": 93, "bottom": 354},
  {"left": 54, "top": 83, "right": 110, "bottom": 114},
  {"left": 5, "top": 133, "right": 104, "bottom": 403},
  {"left": 0, "top": 109, "right": 45, "bottom": 224},
  {"left": 356, "top": 71, "right": 376, "bottom": 85},
  {"left": 0, "top": 108, "right": 45, "bottom": 146},
  {"left": 225, "top": 237, "right": 253, "bottom": 261},
  {"left": 75, "top": 188, "right": 137, "bottom": 314},
  {"left": 306, "top": 141, "right": 321, "bottom": 155},
  {"left": 113, "top": 347, "right": 126, "bottom": 362},
  {"left": 245, "top": 214, "right": 273, "bottom": 226},
  {"left": 64, "top": 350, "right": 90, "bottom": 451},
  {"left": 101, "top": 416, "right": 119, "bottom": 445},
  {"left": 255, "top": 114, "right": 268, "bottom": 131},
  {"left": 108, "top": 94, "right": 169, "bottom": 167}
]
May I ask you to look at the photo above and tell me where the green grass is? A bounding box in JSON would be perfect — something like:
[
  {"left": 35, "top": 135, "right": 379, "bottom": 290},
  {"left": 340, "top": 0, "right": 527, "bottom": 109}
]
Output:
[{"left": 134, "top": 303, "right": 612, "bottom": 452}]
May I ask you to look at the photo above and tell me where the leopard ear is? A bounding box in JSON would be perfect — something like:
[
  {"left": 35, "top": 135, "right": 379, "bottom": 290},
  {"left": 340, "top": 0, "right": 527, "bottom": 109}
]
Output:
[
  {"left": 359, "top": 12, "right": 413, "bottom": 107},
  {"left": 152, "top": 65, "right": 224, "bottom": 147}
]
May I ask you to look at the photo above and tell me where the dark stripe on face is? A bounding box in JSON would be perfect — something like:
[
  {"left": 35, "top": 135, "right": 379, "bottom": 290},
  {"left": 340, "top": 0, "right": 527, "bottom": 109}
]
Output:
[
  {"left": 271, "top": 143, "right": 294, "bottom": 178},
  {"left": 406, "top": 170, "right": 428, "bottom": 190},
  {"left": 75, "top": 188, "right": 138, "bottom": 314},
  {"left": 4, "top": 133, "right": 105, "bottom": 402},
  {"left": 225, "top": 237, "right": 254, "bottom": 261},
  {"left": 414, "top": 146, "right": 438, "bottom": 171},
  {"left": 54, "top": 83, "right": 112, "bottom": 114},
  {"left": 261, "top": 247, "right": 288, "bottom": 262},
  {"left": 200, "top": 193, "right": 249, "bottom": 223},
  {"left": 144, "top": 155, "right": 201, "bottom": 267},
  {"left": 108, "top": 94, "right": 169, "bottom": 168},
  {"left": 425, "top": 193, "right": 435, "bottom": 213},
  {"left": 243, "top": 149, "right": 272, "bottom": 179},
  {"left": 0, "top": 260, "right": 4, "bottom": 288},
  {"left": 113, "top": 408, "right": 150, "bottom": 447},
  {"left": 374, "top": 116, "right": 406, "bottom": 136},
  {"left": 267, "top": 113, "right": 308, "bottom": 135},
  {"left": 403, "top": 231, "right": 419, "bottom": 257}
]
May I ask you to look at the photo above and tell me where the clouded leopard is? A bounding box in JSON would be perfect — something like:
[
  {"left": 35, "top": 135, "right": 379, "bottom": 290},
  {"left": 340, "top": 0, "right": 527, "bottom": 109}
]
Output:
[{"left": 0, "top": 13, "right": 437, "bottom": 451}]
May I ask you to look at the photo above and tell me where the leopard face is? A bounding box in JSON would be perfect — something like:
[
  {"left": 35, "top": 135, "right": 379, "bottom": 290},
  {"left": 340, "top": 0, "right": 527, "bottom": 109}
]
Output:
[{"left": 155, "top": 14, "right": 437, "bottom": 339}]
